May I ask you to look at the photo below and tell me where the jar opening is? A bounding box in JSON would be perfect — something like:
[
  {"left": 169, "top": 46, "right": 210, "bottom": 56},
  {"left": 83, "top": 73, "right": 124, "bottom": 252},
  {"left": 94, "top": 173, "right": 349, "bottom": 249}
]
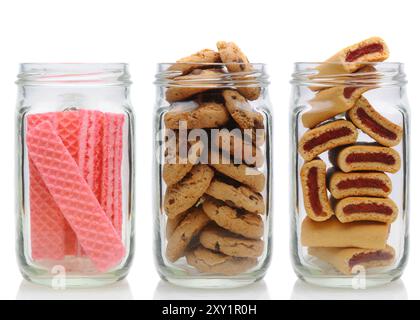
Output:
[
  {"left": 155, "top": 62, "right": 269, "bottom": 88},
  {"left": 17, "top": 63, "right": 131, "bottom": 86},
  {"left": 291, "top": 62, "right": 406, "bottom": 88}
]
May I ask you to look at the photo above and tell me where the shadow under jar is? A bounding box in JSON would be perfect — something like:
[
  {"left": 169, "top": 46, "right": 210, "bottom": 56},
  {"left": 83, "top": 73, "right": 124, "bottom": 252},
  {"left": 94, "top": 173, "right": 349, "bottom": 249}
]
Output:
[
  {"left": 16, "top": 63, "right": 135, "bottom": 288},
  {"left": 290, "top": 62, "right": 409, "bottom": 288},
  {"left": 154, "top": 63, "right": 272, "bottom": 288}
]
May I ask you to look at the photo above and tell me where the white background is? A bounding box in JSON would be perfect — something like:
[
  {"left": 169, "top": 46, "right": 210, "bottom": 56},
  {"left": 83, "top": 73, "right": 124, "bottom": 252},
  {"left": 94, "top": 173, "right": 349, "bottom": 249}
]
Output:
[{"left": 0, "top": 0, "right": 418, "bottom": 300}]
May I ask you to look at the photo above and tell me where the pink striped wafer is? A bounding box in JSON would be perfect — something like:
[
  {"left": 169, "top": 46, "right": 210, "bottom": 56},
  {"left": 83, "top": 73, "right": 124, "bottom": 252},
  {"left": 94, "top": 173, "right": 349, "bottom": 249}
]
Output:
[{"left": 27, "top": 120, "right": 125, "bottom": 272}]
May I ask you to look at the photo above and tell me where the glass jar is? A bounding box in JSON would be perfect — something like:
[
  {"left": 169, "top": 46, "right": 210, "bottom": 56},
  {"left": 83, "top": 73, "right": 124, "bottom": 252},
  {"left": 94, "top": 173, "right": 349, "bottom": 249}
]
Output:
[
  {"left": 154, "top": 63, "right": 272, "bottom": 288},
  {"left": 290, "top": 62, "right": 409, "bottom": 288},
  {"left": 16, "top": 63, "right": 135, "bottom": 288}
]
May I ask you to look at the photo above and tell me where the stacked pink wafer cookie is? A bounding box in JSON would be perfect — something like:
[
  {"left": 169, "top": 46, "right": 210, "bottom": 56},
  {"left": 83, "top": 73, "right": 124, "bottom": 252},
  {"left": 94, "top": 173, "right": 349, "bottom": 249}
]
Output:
[{"left": 26, "top": 110, "right": 125, "bottom": 271}]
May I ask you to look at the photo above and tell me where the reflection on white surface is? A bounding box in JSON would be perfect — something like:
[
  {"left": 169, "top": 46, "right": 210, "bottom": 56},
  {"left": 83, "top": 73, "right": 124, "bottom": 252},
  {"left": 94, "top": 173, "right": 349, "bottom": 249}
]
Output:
[
  {"left": 154, "top": 280, "right": 270, "bottom": 300},
  {"left": 16, "top": 279, "right": 133, "bottom": 300},
  {"left": 291, "top": 279, "right": 407, "bottom": 300}
]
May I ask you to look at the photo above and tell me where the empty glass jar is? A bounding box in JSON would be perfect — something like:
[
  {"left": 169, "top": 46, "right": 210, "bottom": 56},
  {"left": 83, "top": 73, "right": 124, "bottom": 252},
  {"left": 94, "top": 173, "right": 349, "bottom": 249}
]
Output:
[
  {"left": 290, "top": 62, "right": 409, "bottom": 288},
  {"left": 16, "top": 63, "right": 135, "bottom": 288},
  {"left": 154, "top": 62, "right": 272, "bottom": 288}
]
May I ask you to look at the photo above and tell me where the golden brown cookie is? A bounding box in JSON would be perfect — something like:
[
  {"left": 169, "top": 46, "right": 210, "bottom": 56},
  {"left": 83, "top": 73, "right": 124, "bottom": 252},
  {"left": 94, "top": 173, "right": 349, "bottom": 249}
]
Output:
[
  {"left": 214, "top": 129, "right": 264, "bottom": 167},
  {"left": 347, "top": 96, "right": 403, "bottom": 147},
  {"left": 186, "top": 245, "right": 257, "bottom": 275},
  {"left": 335, "top": 197, "right": 398, "bottom": 224},
  {"left": 199, "top": 224, "right": 264, "bottom": 258},
  {"left": 202, "top": 198, "right": 264, "bottom": 239},
  {"left": 168, "top": 49, "right": 221, "bottom": 75},
  {"left": 166, "top": 212, "right": 187, "bottom": 239},
  {"left": 163, "top": 140, "right": 203, "bottom": 186},
  {"left": 336, "top": 145, "right": 401, "bottom": 173},
  {"left": 222, "top": 90, "right": 264, "bottom": 129},
  {"left": 300, "top": 159, "right": 334, "bottom": 222},
  {"left": 166, "top": 207, "right": 210, "bottom": 262},
  {"left": 217, "top": 41, "right": 260, "bottom": 100},
  {"left": 308, "top": 245, "right": 395, "bottom": 275},
  {"left": 164, "top": 165, "right": 214, "bottom": 218},
  {"left": 301, "top": 216, "right": 389, "bottom": 249},
  {"left": 315, "top": 37, "right": 389, "bottom": 77},
  {"left": 329, "top": 171, "right": 392, "bottom": 199},
  {"left": 164, "top": 101, "right": 230, "bottom": 129},
  {"left": 298, "top": 120, "right": 358, "bottom": 161},
  {"left": 303, "top": 86, "right": 369, "bottom": 128},
  {"left": 205, "top": 178, "right": 265, "bottom": 215},
  {"left": 165, "top": 69, "right": 225, "bottom": 102},
  {"left": 210, "top": 155, "right": 265, "bottom": 192}
]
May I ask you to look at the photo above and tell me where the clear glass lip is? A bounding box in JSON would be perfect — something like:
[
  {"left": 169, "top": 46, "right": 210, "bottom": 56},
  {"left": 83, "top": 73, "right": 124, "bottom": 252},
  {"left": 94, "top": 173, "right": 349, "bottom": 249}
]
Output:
[
  {"left": 155, "top": 62, "right": 269, "bottom": 88},
  {"left": 291, "top": 62, "right": 406, "bottom": 87},
  {"left": 17, "top": 63, "right": 131, "bottom": 86}
]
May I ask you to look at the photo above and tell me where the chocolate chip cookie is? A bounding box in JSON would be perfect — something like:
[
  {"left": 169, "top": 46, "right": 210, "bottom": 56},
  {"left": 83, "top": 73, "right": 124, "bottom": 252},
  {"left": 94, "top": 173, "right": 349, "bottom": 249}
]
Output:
[
  {"left": 166, "top": 207, "right": 210, "bottom": 262},
  {"left": 205, "top": 178, "right": 265, "bottom": 214},
  {"left": 186, "top": 245, "right": 258, "bottom": 275},
  {"left": 168, "top": 49, "right": 221, "bottom": 75},
  {"left": 199, "top": 224, "right": 264, "bottom": 258},
  {"left": 217, "top": 41, "right": 261, "bottom": 100},
  {"left": 202, "top": 198, "right": 263, "bottom": 239},
  {"left": 164, "top": 164, "right": 214, "bottom": 218}
]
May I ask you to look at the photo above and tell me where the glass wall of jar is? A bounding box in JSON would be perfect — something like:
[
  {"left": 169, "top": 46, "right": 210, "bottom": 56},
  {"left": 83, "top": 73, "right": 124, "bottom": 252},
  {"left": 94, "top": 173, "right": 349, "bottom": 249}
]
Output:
[
  {"left": 290, "top": 62, "right": 409, "bottom": 288},
  {"left": 16, "top": 63, "right": 135, "bottom": 288},
  {"left": 154, "top": 63, "right": 272, "bottom": 288}
]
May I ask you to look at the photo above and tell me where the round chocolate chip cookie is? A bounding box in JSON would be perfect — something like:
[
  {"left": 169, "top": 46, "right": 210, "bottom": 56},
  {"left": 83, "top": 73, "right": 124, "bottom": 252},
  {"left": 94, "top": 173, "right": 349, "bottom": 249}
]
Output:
[
  {"left": 199, "top": 224, "right": 264, "bottom": 258},
  {"left": 202, "top": 198, "right": 263, "bottom": 239},
  {"left": 205, "top": 178, "right": 265, "bottom": 214},
  {"left": 186, "top": 245, "right": 257, "bottom": 275},
  {"left": 164, "top": 101, "right": 230, "bottom": 129},
  {"left": 164, "top": 164, "right": 214, "bottom": 218},
  {"left": 215, "top": 129, "right": 264, "bottom": 167},
  {"left": 165, "top": 69, "right": 225, "bottom": 103},
  {"left": 210, "top": 154, "right": 265, "bottom": 192},
  {"left": 222, "top": 90, "right": 264, "bottom": 130},
  {"left": 166, "top": 207, "right": 210, "bottom": 262},
  {"left": 216, "top": 41, "right": 261, "bottom": 101},
  {"left": 168, "top": 49, "right": 222, "bottom": 75}
]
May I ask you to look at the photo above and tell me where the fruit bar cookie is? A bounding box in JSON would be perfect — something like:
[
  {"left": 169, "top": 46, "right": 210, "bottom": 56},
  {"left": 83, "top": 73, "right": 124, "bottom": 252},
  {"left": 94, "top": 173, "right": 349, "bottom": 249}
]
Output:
[
  {"left": 168, "top": 49, "right": 221, "bottom": 75},
  {"left": 329, "top": 171, "right": 392, "bottom": 199},
  {"left": 303, "top": 86, "right": 369, "bottom": 128},
  {"left": 335, "top": 197, "right": 398, "bottom": 224},
  {"left": 223, "top": 90, "right": 264, "bottom": 129},
  {"left": 164, "top": 164, "right": 214, "bottom": 218},
  {"left": 300, "top": 159, "right": 333, "bottom": 221},
  {"left": 166, "top": 207, "right": 210, "bottom": 262},
  {"left": 301, "top": 216, "right": 389, "bottom": 249},
  {"left": 308, "top": 245, "right": 395, "bottom": 275},
  {"left": 336, "top": 145, "right": 401, "bottom": 173},
  {"left": 347, "top": 96, "right": 403, "bottom": 147},
  {"left": 186, "top": 245, "right": 257, "bottom": 275},
  {"left": 164, "top": 100, "right": 230, "bottom": 129},
  {"left": 165, "top": 69, "right": 225, "bottom": 102},
  {"left": 202, "top": 198, "right": 263, "bottom": 239},
  {"left": 217, "top": 42, "right": 260, "bottom": 101},
  {"left": 298, "top": 120, "right": 358, "bottom": 161},
  {"left": 315, "top": 37, "right": 389, "bottom": 77},
  {"left": 205, "top": 178, "right": 265, "bottom": 215},
  {"left": 199, "top": 224, "right": 264, "bottom": 258}
]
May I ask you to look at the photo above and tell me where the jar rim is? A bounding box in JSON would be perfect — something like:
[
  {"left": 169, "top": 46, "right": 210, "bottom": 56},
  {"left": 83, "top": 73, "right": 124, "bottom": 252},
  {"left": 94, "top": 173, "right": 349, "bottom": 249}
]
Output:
[
  {"left": 154, "top": 62, "right": 269, "bottom": 88},
  {"left": 17, "top": 63, "right": 131, "bottom": 86},
  {"left": 291, "top": 62, "right": 406, "bottom": 88}
]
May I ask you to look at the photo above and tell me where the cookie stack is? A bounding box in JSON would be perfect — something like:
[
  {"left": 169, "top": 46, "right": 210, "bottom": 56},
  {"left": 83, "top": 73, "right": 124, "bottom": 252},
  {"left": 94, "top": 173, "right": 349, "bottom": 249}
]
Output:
[
  {"left": 161, "top": 42, "right": 267, "bottom": 276},
  {"left": 298, "top": 37, "right": 403, "bottom": 274}
]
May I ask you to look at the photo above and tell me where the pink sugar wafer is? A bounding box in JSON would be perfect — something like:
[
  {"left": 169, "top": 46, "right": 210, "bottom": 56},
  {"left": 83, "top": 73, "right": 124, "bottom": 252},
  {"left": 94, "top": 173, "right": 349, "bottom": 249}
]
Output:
[
  {"left": 27, "top": 121, "right": 125, "bottom": 272},
  {"left": 112, "top": 114, "right": 125, "bottom": 237},
  {"left": 29, "top": 159, "right": 66, "bottom": 260},
  {"left": 56, "top": 111, "right": 81, "bottom": 255}
]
